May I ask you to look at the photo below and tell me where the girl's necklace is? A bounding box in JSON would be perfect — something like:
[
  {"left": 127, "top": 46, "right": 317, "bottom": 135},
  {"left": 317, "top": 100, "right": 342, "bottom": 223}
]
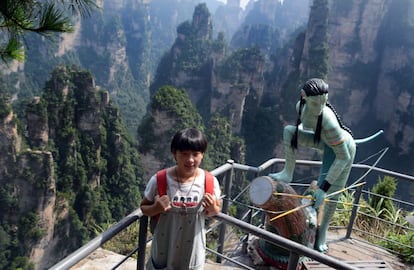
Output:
[
  {"left": 175, "top": 167, "right": 197, "bottom": 197},
  {"left": 174, "top": 167, "right": 198, "bottom": 213}
]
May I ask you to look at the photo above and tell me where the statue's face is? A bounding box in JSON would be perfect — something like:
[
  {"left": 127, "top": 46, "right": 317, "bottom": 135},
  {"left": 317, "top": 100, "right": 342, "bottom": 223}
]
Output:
[{"left": 303, "top": 93, "right": 328, "bottom": 116}]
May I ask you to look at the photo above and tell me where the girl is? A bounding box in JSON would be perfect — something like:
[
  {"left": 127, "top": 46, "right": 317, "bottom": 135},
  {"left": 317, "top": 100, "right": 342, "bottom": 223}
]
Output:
[{"left": 140, "top": 128, "right": 221, "bottom": 269}]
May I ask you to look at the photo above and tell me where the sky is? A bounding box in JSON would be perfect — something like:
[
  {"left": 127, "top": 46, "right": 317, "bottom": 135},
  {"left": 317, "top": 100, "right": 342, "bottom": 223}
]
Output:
[
  {"left": 240, "top": 0, "right": 250, "bottom": 9},
  {"left": 218, "top": 0, "right": 252, "bottom": 9}
]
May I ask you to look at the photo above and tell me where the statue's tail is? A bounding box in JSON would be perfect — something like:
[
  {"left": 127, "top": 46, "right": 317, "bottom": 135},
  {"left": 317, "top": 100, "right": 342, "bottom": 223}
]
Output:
[{"left": 354, "top": 130, "right": 384, "bottom": 145}]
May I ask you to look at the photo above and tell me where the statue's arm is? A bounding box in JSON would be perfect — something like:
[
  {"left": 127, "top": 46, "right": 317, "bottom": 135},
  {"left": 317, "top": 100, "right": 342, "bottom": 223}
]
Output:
[{"left": 321, "top": 111, "right": 353, "bottom": 185}]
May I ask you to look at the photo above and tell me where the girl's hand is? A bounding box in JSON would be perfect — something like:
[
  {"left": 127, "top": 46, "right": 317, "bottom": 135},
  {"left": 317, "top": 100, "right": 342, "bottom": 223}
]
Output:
[
  {"left": 154, "top": 195, "right": 171, "bottom": 213},
  {"left": 203, "top": 193, "right": 221, "bottom": 216}
]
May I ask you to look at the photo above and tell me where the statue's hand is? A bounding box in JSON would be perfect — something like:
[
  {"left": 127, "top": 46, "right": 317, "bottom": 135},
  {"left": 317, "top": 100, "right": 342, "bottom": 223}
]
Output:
[
  {"left": 268, "top": 171, "right": 292, "bottom": 183},
  {"left": 313, "top": 188, "right": 326, "bottom": 209}
]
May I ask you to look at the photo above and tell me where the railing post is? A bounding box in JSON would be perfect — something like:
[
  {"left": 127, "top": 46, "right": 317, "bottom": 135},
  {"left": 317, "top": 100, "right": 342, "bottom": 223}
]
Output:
[
  {"left": 242, "top": 171, "right": 260, "bottom": 253},
  {"left": 137, "top": 215, "right": 148, "bottom": 270},
  {"left": 345, "top": 183, "right": 364, "bottom": 239},
  {"left": 288, "top": 251, "right": 300, "bottom": 270},
  {"left": 216, "top": 159, "right": 234, "bottom": 263}
]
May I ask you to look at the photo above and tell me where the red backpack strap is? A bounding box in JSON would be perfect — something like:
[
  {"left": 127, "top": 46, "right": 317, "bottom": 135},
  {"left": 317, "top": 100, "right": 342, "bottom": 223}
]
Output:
[
  {"left": 204, "top": 170, "right": 214, "bottom": 194},
  {"left": 157, "top": 169, "right": 213, "bottom": 196},
  {"left": 151, "top": 169, "right": 168, "bottom": 233},
  {"left": 156, "top": 169, "right": 168, "bottom": 196}
]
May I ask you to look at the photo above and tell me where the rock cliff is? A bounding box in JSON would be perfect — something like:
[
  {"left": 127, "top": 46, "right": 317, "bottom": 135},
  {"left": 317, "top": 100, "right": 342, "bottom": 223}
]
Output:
[
  {"left": 0, "top": 66, "right": 143, "bottom": 269},
  {"left": 265, "top": 0, "right": 414, "bottom": 174},
  {"left": 313, "top": 0, "right": 414, "bottom": 171},
  {"left": 0, "top": 109, "right": 58, "bottom": 269}
]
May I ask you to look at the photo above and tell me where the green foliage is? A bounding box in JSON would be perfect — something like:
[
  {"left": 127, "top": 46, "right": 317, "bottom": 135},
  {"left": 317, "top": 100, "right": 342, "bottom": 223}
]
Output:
[
  {"left": 369, "top": 176, "right": 397, "bottom": 216},
  {"left": 9, "top": 256, "right": 34, "bottom": 270},
  {"left": 0, "top": 66, "right": 145, "bottom": 267},
  {"left": 42, "top": 66, "right": 144, "bottom": 214},
  {"left": 205, "top": 113, "right": 233, "bottom": 169},
  {"left": 381, "top": 231, "right": 414, "bottom": 263},
  {"left": 0, "top": 0, "right": 97, "bottom": 62},
  {"left": 331, "top": 176, "right": 413, "bottom": 263},
  {"left": 93, "top": 222, "right": 140, "bottom": 258},
  {"left": 77, "top": 10, "right": 150, "bottom": 133},
  {"left": 150, "top": 3, "right": 215, "bottom": 103},
  {"left": 18, "top": 212, "right": 45, "bottom": 243},
  {"left": 0, "top": 225, "right": 12, "bottom": 269},
  {"left": 25, "top": 98, "right": 47, "bottom": 122},
  {"left": 217, "top": 48, "right": 262, "bottom": 82},
  {"left": 0, "top": 93, "right": 12, "bottom": 119},
  {"left": 0, "top": 185, "right": 19, "bottom": 270},
  {"left": 231, "top": 25, "right": 279, "bottom": 55},
  {"left": 0, "top": 184, "right": 18, "bottom": 216},
  {"left": 242, "top": 105, "right": 281, "bottom": 166},
  {"left": 177, "top": 21, "right": 193, "bottom": 36},
  {"left": 152, "top": 86, "right": 198, "bottom": 120},
  {"left": 331, "top": 190, "right": 355, "bottom": 226},
  {"left": 67, "top": 208, "right": 88, "bottom": 244},
  {"left": 307, "top": 42, "right": 329, "bottom": 78},
  {"left": 100, "top": 95, "right": 143, "bottom": 220},
  {"left": 139, "top": 85, "right": 204, "bottom": 155},
  {"left": 307, "top": 0, "right": 329, "bottom": 78}
]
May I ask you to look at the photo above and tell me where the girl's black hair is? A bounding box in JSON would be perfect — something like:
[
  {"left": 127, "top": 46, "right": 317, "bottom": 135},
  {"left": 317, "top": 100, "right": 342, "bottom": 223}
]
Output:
[
  {"left": 291, "top": 78, "right": 353, "bottom": 149},
  {"left": 171, "top": 128, "right": 208, "bottom": 153}
]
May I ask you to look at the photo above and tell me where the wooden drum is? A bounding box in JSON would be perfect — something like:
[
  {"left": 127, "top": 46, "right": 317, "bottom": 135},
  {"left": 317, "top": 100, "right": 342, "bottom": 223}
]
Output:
[
  {"left": 249, "top": 176, "right": 317, "bottom": 268},
  {"left": 249, "top": 176, "right": 313, "bottom": 243},
  {"left": 249, "top": 176, "right": 276, "bottom": 209}
]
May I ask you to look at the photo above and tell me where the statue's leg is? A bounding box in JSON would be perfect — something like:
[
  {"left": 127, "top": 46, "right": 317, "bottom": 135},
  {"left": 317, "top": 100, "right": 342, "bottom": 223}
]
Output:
[
  {"left": 315, "top": 142, "right": 355, "bottom": 252},
  {"left": 269, "top": 126, "right": 316, "bottom": 183},
  {"left": 314, "top": 145, "right": 336, "bottom": 252},
  {"left": 315, "top": 198, "right": 337, "bottom": 252}
]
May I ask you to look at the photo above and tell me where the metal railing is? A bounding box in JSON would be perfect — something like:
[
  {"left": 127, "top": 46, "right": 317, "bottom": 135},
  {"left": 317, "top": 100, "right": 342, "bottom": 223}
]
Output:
[
  {"left": 49, "top": 158, "right": 414, "bottom": 270},
  {"left": 49, "top": 209, "right": 143, "bottom": 270}
]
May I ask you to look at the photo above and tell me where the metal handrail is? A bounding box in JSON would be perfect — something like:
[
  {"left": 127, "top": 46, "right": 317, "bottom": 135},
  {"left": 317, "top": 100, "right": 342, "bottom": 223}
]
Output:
[
  {"left": 49, "top": 158, "right": 414, "bottom": 270},
  {"left": 49, "top": 209, "right": 143, "bottom": 270},
  {"left": 215, "top": 212, "right": 359, "bottom": 270}
]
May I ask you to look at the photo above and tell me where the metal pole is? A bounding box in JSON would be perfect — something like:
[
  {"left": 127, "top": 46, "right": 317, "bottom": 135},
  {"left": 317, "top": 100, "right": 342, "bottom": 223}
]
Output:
[
  {"left": 288, "top": 251, "right": 300, "bottom": 270},
  {"left": 345, "top": 183, "right": 364, "bottom": 239},
  {"left": 49, "top": 209, "right": 142, "bottom": 270},
  {"left": 216, "top": 159, "right": 234, "bottom": 263},
  {"left": 215, "top": 212, "right": 359, "bottom": 270},
  {"left": 242, "top": 170, "right": 260, "bottom": 253},
  {"left": 137, "top": 215, "right": 148, "bottom": 270}
]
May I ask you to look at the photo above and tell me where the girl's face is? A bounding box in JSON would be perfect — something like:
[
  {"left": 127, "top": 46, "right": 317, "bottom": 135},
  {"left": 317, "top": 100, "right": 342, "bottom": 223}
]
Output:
[
  {"left": 303, "top": 93, "right": 328, "bottom": 116},
  {"left": 174, "top": 150, "right": 204, "bottom": 176}
]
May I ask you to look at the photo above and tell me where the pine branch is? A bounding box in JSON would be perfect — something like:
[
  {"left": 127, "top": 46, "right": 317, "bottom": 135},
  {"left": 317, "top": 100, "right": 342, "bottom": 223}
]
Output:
[
  {"left": 36, "top": 3, "right": 74, "bottom": 34},
  {"left": 0, "top": 38, "right": 25, "bottom": 62},
  {"left": 0, "top": 0, "right": 98, "bottom": 62}
]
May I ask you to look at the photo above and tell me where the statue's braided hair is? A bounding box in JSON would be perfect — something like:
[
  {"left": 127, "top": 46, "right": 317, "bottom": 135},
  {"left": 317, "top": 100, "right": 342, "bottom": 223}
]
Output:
[
  {"left": 291, "top": 78, "right": 353, "bottom": 149},
  {"left": 326, "top": 102, "right": 353, "bottom": 137}
]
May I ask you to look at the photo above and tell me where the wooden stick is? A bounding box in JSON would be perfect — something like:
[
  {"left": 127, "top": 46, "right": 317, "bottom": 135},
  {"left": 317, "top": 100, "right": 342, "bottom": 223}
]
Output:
[
  {"left": 326, "top": 182, "right": 366, "bottom": 198},
  {"left": 269, "top": 203, "right": 313, "bottom": 221},
  {"left": 272, "top": 192, "right": 366, "bottom": 207}
]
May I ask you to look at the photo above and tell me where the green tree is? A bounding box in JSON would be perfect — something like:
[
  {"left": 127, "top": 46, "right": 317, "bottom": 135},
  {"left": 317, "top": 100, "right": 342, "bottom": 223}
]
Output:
[
  {"left": 369, "top": 176, "right": 397, "bottom": 216},
  {"left": 306, "top": 0, "right": 329, "bottom": 78},
  {"left": 0, "top": 0, "right": 97, "bottom": 62},
  {"left": 206, "top": 113, "right": 233, "bottom": 169},
  {"left": 138, "top": 85, "right": 204, "bottom": 155}
]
